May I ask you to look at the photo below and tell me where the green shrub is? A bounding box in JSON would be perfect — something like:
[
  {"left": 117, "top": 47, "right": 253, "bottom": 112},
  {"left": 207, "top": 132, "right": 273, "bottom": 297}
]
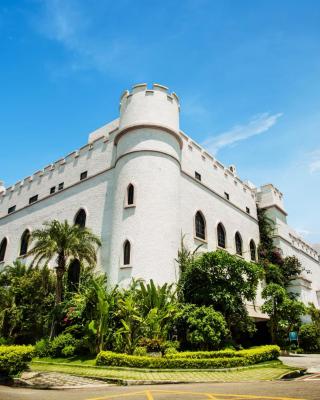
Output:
[
  {"left": 61, "top": 345, "right": 76, "bottom": 357},
  {"left": 138, "top": 338, "right": 164, "bottom": 352},
  {"left": 50, "top": 333, "right": 78, "bottom": 357},
  {"left": 133, "top": 346, "right": 147, "bottom": 356},
  {"left": 96, "top": 351, "right": 248, "bottom": 369},
  {"left": 299, "top": 324, "right": 320, "bottom": 352},
  {"left": 96, "top": 345, "right": 279, "bottom": 369},
  {"left": 165, "top": 345, "right": 280, "bottom": 361},
  {"left": 164, "top": 347, "right": 178, "bottom": 356},
  {"left": 0, "top": 345, "right": 34, "bottom": 376},
  {"left": 34, "top": 338, "right": 50, "bottom": 358},
  {"left": 96, "top": 345, "right": 280, "bottom": 369}
]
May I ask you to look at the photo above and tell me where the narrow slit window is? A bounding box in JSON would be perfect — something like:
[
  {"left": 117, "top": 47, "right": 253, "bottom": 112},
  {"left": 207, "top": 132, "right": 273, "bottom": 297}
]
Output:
[
  {"left": 80, "top": 171, "right": 88, "bottom": 180},
  {"left": 127, "top": 184, "right": 134, "bottom": 206},
  {"left": 217, "top": 223, "right": 226, "bottom": 248},
  {"left": 20, "top": 230, "right": 30, "bottom": 256},
  {"left": 123, "top": 240, "right": 131, "bottom": 265},
  {"left": 195, "top": 211, "right": 206, "bottom": 240},
  {"left": 0, "top": 238, "right": 7, "bottom": 262},
  {"left": 195, "top": 172, "right": 201, "bottom": 181},
  {"left": 250, "top": 240, "right": 256, "bottom": 261},
  {"left": 29, "top": 195, "right": 38, "bottom": 204},
  {"left": 235, "top": 232, "right": 243, "bottom": 255}
]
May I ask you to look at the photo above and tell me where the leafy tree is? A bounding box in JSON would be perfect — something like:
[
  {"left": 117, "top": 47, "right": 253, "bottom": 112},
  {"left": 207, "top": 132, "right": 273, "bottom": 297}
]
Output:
[
  {"left": 261, "top": 283, "right": 306, "bottom": 344},
  {"left": 28, "top": 220, "right": 101, "bottom": 306},
  {"left": 0, "top": 261, "right": 55, "bottom": 343},
  {"left": 174, "top": 304, "right": 228, "bottom": 350},
  {"left": 178, "top": 250, "right": 263, "bottom": 340},
  {"left": 257, "top": 208, "right": 275, "bottom": 260},
  {"left": 299, "top": 323, "right": 320, "bottom": 352}
]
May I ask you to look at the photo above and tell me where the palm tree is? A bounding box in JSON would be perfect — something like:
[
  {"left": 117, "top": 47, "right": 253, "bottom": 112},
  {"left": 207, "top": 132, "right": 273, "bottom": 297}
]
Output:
[{"left": 28, "top": 220, "right": 101, "bottom": 306}]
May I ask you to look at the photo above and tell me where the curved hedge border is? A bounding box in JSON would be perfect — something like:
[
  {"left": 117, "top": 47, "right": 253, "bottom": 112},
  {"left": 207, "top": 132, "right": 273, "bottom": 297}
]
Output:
[
  {"left": 166, "top": 346, "right": 280, "bottom": 361},
  {"left": 0, "top": 345, "right": 34, "bottom": 377},
  {"left": 96, "top": 345, "right": 280, "bottom": 369}
]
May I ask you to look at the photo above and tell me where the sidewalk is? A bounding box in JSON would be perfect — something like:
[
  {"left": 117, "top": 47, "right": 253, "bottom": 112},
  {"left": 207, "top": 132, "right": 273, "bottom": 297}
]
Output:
[
  {"left": 14, "top": 371, "right": 111, "bottom": 389},
  {"left": 279, "top": 354, "right": 320, "bottom": 373}
]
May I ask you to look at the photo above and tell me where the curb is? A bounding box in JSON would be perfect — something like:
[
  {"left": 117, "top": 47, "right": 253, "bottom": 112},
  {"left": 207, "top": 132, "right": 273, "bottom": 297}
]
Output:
[{"left": 278, "top": 369, "right": 306, "bottom": 380}]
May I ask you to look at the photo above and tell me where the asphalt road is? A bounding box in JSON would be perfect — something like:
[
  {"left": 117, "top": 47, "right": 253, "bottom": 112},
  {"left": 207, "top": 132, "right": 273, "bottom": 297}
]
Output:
[{"left": 1, "top": 381, "right": 320, "bottom": 400}]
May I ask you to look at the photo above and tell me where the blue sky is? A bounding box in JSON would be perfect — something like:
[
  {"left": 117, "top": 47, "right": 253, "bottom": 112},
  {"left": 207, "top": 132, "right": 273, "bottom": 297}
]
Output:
[{"left": 0, "top": 0, "right": 320, "bottom": 243}]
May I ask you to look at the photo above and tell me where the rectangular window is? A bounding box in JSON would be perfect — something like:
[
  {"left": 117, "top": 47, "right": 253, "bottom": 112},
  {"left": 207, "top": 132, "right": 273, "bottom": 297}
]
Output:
[
  {"left": 50, "top": 186, "right": 56, "bottom": 194},
  {"left": 224, "top": 192, "right": 230, "bottom": 200},
  {"left": 8, "top": 205, "right": 16, "bottom": 214},
  {"left": 195, "top": 172, "right": 201, "bottom": 181},
  {"left": 58, "top": 182, "right": 64, "bottom": 191},
  {"left": 246, "top": 207, "right": 250, "bottom": 214},
  {"left": 29, "top": 195, "right": 38, "bottom": 204},
  {"left": 80, "top": 171, "right": 88, "bottom": 180}
]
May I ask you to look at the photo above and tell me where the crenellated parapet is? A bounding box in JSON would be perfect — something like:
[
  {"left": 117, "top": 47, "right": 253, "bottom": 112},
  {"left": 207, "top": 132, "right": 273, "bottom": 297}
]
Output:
[{"left": 118, "top": 83, "right": 180, "bottom": 136}]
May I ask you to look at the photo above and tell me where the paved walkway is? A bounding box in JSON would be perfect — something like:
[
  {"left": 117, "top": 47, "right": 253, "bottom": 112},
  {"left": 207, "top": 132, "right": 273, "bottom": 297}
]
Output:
[
  {"left": 280, "top": 354, "right": 320, "bottom": 373},
  {"left": 15, "top": 371, "right": 110, "bottom": 389}
]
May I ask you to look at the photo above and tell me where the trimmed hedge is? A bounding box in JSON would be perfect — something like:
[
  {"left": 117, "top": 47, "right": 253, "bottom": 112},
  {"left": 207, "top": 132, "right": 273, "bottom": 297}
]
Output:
[
  {"left": 96, "top": 345, "right": 280, "bottom": 369},
  {"left": 0, "top": 345, "right": 34, "bottom": 376},
  {"left": 166, "top": 346, "right": 280, "bottom": 361}
]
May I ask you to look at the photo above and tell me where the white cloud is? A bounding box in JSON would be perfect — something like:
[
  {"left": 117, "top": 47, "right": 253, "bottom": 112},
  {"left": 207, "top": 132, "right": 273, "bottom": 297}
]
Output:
[
  {"left": 33, "top": 0, "right": 138, "bottom": 76},
  {"left": 308, "top": 149, "right": 320, "bottom": 174},
  {"left": 202, "top": 112, "right": 282, "bottom": 154}
]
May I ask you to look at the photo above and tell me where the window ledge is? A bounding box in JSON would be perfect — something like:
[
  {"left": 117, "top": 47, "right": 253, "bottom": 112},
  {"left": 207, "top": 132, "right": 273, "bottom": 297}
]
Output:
[
  {"left": 120, "top": 265, "right": 132, "bottom": 269},
  {"left": 217, "top": 245, "right": 227, "bottom": 251},
  {"left": 235, "top": 253, "right": 244, "bottom": 259},
  {"left": 194, "top": 236, "right": 207, "bottom": 244},
  {"left": 124, "top": 204, "right": 136, "bottom": 209}
]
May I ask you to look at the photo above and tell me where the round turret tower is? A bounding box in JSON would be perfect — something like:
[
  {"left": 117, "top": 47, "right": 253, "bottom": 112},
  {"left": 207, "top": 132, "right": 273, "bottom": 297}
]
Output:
[{"left": 108, "top": 84, "right": 182, "bottom": 285}]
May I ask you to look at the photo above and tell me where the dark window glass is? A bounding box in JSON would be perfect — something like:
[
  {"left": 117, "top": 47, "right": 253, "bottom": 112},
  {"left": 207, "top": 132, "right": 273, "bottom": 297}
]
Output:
[
  {"left": 80, "top": 171, "right": 88, "bottom": 180},
  {"left": 235, "top": 232, "right": 242, "bottom": 255},
  {"left": 8, "top": 205, "right": 16, "bottom": 214},
  {"left": 124, "top": 240, "right": 131, "bottom": 265},
  {"left": 127, "top": 184, "right": 134, "bottom": 205},
  {"left": 50, "top": 186, "right": 56, "bottom": 194},
  {"left": 195, "top": 211, "right": 206, "bottom": 240},
  {"left": 0, "top": 238, "right": 7, "bottom": 262},
  {"left": 250, "top": 240, "right": 256, "bottom": 261},
  {"left": 20, "top": 230, "right": 30, "bottom": 256},
  {"left": 68, "top": 259, "right": 80, "bottom": 290},
  {"left": 74, "top": 209, "right": 86, "bottom": 228},
  {"left": 217, "top": 223, "right": 226, "bottom": 248},
  {"left": 29, "top": 195, "right": 38, "bottom": 204},
  {"left": 246, "top": 207, "right": 250, "bottom": 214},
  {"left": 195, "top": 172, "right": 201, "bottom": 181},
  {"left": 224, "top": 192, "right": 230, "bottom": 200},
  {"left": 58, "top": 182, "right": 64, "bottom": 190}
]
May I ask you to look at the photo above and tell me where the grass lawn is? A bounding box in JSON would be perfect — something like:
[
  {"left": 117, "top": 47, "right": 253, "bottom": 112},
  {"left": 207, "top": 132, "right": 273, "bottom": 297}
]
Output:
[{"left": 30, "top": 358, "right": 296, "bottom": 383}]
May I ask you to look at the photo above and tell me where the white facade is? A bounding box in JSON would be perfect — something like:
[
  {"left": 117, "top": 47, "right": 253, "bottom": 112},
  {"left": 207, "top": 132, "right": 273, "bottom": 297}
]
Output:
[{"left": 0, "top": 83, "right": 319, "bottom": 316}]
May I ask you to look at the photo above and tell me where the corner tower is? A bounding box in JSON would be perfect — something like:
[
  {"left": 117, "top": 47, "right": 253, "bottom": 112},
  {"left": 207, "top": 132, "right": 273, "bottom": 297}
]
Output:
[{"left": 108, "top": 84, "right": 182, "bottom": 285}]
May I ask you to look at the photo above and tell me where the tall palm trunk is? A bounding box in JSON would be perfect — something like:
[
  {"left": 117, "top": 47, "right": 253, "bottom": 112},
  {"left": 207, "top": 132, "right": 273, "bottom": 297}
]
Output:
[{"left": 50, "top": 252, "right": 66, "bottom": 339}]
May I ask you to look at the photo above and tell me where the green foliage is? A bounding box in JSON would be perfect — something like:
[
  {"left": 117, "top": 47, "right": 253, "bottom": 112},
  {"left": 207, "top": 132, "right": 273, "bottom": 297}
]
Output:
[
  {"left": 0, "top": 345, "right": 34, "bottom": 376},
  {"left": 28, "top": 219, "right": 101, "bottom": 312},
  {"left": 0, "top": 261, "right": 55, "bottom": 343},
  {"left": 174, "top": 304, "right": 228, "bottom": 350},
  {"left": 61, "top": 345, "right": 76, "bottom": 357},
  {"left": 262, "top": 283, "right": 306, "bottom": 345},
  {"left": 299, "top": 324, "right": 320, "bottom": 352},
  {"left": 178, "top": 250, "right": 262, "bottom": 340},
  {"left": 34, "top": 338, "right": 51, "bottom": 358},
  {"left": 49, "top": 333, "right": 78, "bottom": 357},
  {"left": 133, "top": 346, "right": 147, "bottom": 356},
  {"left": 257, "top": 208, "right": 275, "bottom": 259},
  {"left": 96, "top": 345, "right": 280, "bottom": 369}
]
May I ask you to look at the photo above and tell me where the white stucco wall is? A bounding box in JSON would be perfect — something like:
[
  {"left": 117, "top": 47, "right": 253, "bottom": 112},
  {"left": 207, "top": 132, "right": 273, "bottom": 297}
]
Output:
[{"left": 0, "top": 83, "right": 319, "bottom": 318}]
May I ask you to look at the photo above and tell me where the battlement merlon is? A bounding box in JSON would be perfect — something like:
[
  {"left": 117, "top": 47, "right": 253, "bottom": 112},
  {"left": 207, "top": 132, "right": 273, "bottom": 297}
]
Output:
[
  {"left": 119, "top": 83, "right": 180, "bottom": 134},
  {"left": 255, "top": 183, "right": 287, "bottom": 216}
]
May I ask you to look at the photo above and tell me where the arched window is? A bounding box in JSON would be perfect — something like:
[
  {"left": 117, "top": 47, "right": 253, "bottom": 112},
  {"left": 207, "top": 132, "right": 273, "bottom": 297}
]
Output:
[
  {"left": 235, "top": 232, "right": 243, "bottom": 255},
  {"left": 0, "top": 238, "right": 7, "bottom": 262},
  {"left": 127, "top": 184, "right": 135, "bottom": 206},
  {"left": 20, "top": 230, "right": 30, "bottom": 256},
  {"left": 195, "top": 211, "right": 206, "bottom": 240},
  {"left": 123, "top": 240, "right": 131, "bottom": 265},
  {"left": 74, "top": 208, "right": 86, "bottom": 228},
  {"left": 217, "top": 223, "right": 226, "bottom": 248},
  {"left": 250, "top": 240, "right": 256, "bottom": 261},
  {"left": 68, "top": 259, "right": 80, "bottom": 290}
]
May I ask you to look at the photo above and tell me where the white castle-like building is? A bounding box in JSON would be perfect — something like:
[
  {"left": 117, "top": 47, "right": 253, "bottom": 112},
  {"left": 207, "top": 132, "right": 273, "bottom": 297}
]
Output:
[{"left": 0, "top": 83, "right": 319, "bottom": 321}]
